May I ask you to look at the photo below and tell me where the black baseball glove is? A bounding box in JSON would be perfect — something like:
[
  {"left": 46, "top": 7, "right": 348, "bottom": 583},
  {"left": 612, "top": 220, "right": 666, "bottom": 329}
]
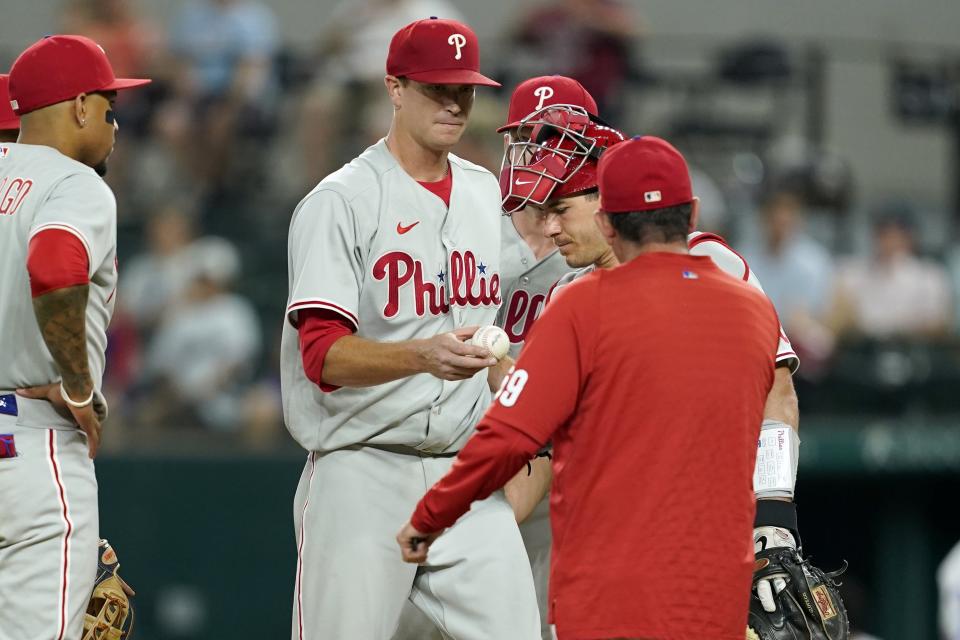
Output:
[{"left": 747, "top": 546, "right": 850, "bottom": 640}]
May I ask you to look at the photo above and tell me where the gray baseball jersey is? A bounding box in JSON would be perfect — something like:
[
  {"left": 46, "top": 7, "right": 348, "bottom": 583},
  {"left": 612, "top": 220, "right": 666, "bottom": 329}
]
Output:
[
  {"left": 493, "top": 213, "right": 570, "bottom": 640},
  {"left": 0, "top": 142, "right": 117, "bottom": 426},
  {"left": 284, "top": 139, "right": 541, "bottom": 639},
  {"left": 281, "top": 139, "right": 503, "bottom": 454},
  {"left": 551, "top": 231, "right": 799, "bottom": 371},
  {"left": 0, "top": 142, "right": 115, "bottom": 640},
  {"left": 495, "top": 214, "right": 569, "bottom": 359}
]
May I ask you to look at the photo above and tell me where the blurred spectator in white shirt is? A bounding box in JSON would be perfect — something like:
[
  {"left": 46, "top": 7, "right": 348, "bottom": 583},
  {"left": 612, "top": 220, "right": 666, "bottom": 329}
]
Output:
[
  {"left": 832, "top": 208, "right": 952, "bottom": 339},
  {"left": 140, "top": 237, "right": 262, "bottom": 430},
  {"left": 741, "top": 189, "right": 835, "bottom": 366},
  {"left": 120, "top": 206, "right": 196, "bottom": 334}
]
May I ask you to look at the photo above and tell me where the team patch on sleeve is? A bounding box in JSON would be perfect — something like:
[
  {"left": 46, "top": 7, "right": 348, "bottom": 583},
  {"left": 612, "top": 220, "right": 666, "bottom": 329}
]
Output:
[
  {"left": 0, "top": 434, "right": 16, "bottom": 459},
  {"left": 0, "top": 393, "right": 18, "bottom": 417}
]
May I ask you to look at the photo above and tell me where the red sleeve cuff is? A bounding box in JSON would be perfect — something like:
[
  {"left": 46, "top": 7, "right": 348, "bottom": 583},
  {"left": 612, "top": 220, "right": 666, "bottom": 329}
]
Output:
[
  {"left": 298, "top": 308, "right": 355, "bottom": 392},
  {"left": 27, "top": 228, "right": 90, "bottom": 297},
  {"left": 410, "top": 421, "right": 543, "bottom": 533}
]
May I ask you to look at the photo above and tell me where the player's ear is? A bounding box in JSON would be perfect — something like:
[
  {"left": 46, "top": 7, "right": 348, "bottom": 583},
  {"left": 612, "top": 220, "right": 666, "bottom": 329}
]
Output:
[
  {"left": 594, "top": 210, "right": 615, "bottom": 243},
  {"left": 385, "top": 75, "right": 403, "bottom": 110},
  {"left": 688, "top": 197, "right": 700, "bottom": 234},
  {"left": 73, "top": 93, "right": 89, "bottom": 128}
]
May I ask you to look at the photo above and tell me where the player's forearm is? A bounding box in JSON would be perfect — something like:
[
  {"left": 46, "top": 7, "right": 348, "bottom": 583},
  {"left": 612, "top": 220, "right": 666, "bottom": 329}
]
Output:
[
  {"left": 504, "top": 456, "right": 553, "bottom": 523},
  {"left": 758, "top": 366, "right": 800, "bottom": 504},
  {"left": 321, "top": 334, "right": 432, "bottom": 387},
  {"left": 31, "top": 284, "right": 93, "bottom": 398},
  {"left": 763, "top": 366, "right": 799, "bottom": 431},
  {"left": 412, "top": 421, "right": 542, "bottom": 533}
]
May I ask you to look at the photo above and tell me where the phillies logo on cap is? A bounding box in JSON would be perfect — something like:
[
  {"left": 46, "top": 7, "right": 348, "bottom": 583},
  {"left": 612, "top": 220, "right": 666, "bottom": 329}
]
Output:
[
  {"left": 447, "top": 33, "right": 467, "bottom": 60},
  {"left": 533, "top": 86, "right": 554, "bottom": 110},
  {"left": 386, "top": 18, "right": 499, "bottom": 87},
  {"left": 498, "top": 76, "right": 598, "bottom": 133}
]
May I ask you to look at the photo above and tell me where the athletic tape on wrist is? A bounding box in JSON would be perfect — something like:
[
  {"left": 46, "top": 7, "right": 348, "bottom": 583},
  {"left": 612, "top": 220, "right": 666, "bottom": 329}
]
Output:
[
  {"left": 753, "top": 419, "right": 799, "bottom": 499},
  {"left": 754, "top": 500, "right": 799, "bottom": 544}
]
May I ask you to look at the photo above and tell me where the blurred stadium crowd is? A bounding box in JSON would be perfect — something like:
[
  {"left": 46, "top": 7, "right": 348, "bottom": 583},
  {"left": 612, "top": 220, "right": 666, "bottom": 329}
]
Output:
[
  {"left": 4, "top": 2, "right": 960, "bottom": 639},
  {"left": 3, "top": 0, "right": 957, "bottom": 450}
]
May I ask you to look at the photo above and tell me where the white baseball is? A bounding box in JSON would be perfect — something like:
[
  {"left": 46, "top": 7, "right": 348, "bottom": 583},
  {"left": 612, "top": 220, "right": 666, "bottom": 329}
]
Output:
[{"left": 470, "top": 325, "right": 510, "bottom": 360}]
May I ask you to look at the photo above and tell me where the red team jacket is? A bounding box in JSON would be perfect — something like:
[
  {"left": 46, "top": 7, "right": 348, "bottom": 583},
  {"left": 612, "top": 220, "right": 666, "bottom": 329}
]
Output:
[{"left": 412, "top": 252, "right": 780, "bottom": 639}]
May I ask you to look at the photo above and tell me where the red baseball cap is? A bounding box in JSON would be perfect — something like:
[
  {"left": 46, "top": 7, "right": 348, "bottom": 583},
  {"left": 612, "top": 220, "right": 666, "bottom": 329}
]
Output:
[
  {"left": 8, "top": 35, "right": 151, "bottom": 116},
  {"left": 598, "top": 136, "right": 693, "bottom": 214},
  {"left": 0, "top": 75, "right": 20, "bottom": 131},
  {"left": 386, "top": 17, "right": 500, "bottom": 87},
  {"left": 498, "top": 76, "right": 598, "bottom": 132}
]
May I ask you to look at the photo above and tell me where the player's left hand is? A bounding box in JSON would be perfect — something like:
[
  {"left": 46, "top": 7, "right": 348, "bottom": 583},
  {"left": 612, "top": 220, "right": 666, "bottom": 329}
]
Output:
[
  {"left": 397, "top": 521, "right": 442, "bottom": 564},
  {"left": 753, "top": 525, "right": 796, "bottom": 612},
  {"left": 17, "top": 382, "right": 104, "bottom": 458}
]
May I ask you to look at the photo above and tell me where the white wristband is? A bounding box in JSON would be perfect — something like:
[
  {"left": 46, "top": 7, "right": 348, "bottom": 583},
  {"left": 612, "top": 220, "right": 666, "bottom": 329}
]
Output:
[
  {"left": 753, "top": 420, "right": 800, "bottom": 499},
  {"left": 60, "top": 383, "right": 94, "bottom": 409}
]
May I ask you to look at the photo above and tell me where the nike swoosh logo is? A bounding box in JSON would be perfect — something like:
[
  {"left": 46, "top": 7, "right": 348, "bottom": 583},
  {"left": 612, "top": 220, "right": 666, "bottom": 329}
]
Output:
[
  {"left": 397, "top": 221, "right": 420, "bottom": 234},
  {"left": 515, "top": 178, "right": 536, "bottom": 185}
]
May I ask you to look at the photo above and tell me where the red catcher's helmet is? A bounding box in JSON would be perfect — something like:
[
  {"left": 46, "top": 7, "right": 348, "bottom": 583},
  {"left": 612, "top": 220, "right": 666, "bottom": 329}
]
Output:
[{"left": 499, "top": 105, "right": 626, "bottom": 214}]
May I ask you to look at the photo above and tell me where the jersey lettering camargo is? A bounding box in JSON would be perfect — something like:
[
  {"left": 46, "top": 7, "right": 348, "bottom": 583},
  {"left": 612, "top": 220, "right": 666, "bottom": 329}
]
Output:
[
  {"left": 281, "top": 140, "right": 502, "bottom": 453},
  {"left": 0, "top": 143, "right": 117, "bottom": 429},
  {"left": 495, "top": 215, "right": 569, "bottom": 358}
]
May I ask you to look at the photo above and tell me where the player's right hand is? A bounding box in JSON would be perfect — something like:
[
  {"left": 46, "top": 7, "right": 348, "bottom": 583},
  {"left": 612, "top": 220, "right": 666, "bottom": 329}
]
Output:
[
  {"left": 16, "top": 383, "right": 102, "bottom": 459},
  {"left": 418, "top": 327, "right": 498, "bottom": 381}
]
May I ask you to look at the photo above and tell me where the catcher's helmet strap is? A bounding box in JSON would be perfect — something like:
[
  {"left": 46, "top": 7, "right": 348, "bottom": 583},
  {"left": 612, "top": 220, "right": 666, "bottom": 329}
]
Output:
[{"left": 589, "top": 145, "right": 609, "bottom": 161}]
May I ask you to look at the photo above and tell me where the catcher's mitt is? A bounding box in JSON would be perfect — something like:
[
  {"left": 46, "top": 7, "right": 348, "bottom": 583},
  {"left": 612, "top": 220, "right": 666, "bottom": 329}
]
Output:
[
  {"left": 747, "top": 547, "right": 849, "bottom": 640},
  {"left": 82, "top": 539, "right": 135, "bottom": 640}
]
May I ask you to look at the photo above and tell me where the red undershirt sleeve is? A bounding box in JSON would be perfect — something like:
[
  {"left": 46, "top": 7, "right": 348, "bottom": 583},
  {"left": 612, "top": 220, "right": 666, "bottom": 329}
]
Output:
[
  {"left": 297, "top": 307, "right": 355, "bottom": 393},
  {"left": 27, "top": 228, "right": 90, "bottom": 297}
]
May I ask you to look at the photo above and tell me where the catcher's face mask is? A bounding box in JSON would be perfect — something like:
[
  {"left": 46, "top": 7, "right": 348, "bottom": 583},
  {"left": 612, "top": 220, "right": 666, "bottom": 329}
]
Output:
[{"left": 499, "top": 105, "right": 625, "bottom": 214}]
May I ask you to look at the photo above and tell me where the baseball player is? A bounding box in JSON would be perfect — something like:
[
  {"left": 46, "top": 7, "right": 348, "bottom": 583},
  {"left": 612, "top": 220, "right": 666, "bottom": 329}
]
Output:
[
  {"left": 0, "top": 35, "right": 149, "bottom": 640},
  {"left": 488, "top": 75, "right": 608, "bottom": 640},
  {"left": 392, "top": 74, "right": 597, "bottom": 640},
  {"left": 399, "top": 135, "right": 783, "bottom": 639},
  {"left": 281, "top": 18, "right": 540, "bottom": 639},
  {"left": 0, "top": 75, "right": 19, "bottom": 142},
  {"left": 502, "top": 103, "right": 805, "bottom": 625},
  {"left": 495, "top": 77, "right": 594, "bottom": 361}
]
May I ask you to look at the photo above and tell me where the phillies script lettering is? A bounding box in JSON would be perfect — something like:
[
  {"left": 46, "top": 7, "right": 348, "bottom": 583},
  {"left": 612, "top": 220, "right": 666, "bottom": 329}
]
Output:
[
  {"left": 503, "top": 289, "right": 547, "bottom": 344},
  {"left": 373, "top": 250, "right": 500, "bottom": 317}
]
